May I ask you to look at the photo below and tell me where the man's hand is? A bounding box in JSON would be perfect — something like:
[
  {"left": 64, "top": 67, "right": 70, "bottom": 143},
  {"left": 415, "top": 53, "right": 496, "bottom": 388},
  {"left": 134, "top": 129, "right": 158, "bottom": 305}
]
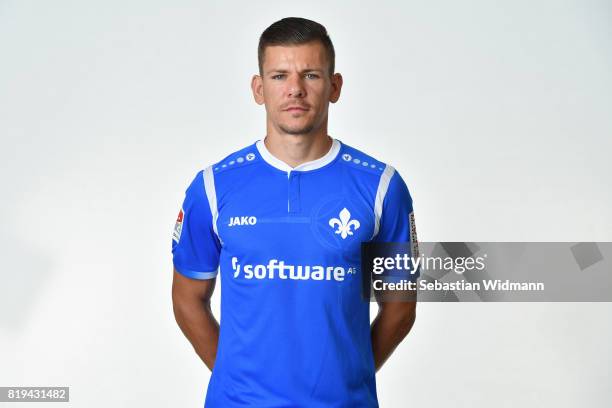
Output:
[
  {"left": 370, "top": 291, "right": 417, "bottom": 372},
  {"left": 171, "top": 268, "right": 220, "bottom": 371}
]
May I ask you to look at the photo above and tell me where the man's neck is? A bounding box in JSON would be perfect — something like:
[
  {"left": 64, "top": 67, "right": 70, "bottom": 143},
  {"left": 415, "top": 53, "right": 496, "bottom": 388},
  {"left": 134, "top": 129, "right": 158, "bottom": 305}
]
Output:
[{"left": 263, "top": 131, "right": 333, "bottom": 169}]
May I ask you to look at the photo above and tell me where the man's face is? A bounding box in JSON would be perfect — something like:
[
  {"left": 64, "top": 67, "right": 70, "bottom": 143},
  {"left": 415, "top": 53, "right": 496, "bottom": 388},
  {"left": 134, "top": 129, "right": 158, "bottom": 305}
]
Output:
[{"left": 252, "top": 41, "right": 342, "bottom": 136}]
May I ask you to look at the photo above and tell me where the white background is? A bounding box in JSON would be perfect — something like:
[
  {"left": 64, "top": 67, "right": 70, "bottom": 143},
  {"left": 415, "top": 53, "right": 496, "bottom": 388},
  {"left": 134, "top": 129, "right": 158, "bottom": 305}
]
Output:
[{"left": 1, "top": 0, "right": 611, "bottom": 407}]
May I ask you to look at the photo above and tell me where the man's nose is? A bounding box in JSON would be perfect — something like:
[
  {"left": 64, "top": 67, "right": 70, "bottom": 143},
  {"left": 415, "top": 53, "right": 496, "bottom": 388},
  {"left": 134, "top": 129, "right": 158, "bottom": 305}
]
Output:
[{"left": 287, "top": 75, "right": 305, "bottom": 98}]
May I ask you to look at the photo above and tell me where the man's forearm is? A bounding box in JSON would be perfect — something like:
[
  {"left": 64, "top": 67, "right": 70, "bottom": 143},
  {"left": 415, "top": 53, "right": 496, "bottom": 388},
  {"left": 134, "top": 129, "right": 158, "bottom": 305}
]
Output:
[
  {"left": 173, "top": 299, "right": 220, "bottom": 371},
  {"left": 370, "top": 302, "right": 416, "bottom": 372}
]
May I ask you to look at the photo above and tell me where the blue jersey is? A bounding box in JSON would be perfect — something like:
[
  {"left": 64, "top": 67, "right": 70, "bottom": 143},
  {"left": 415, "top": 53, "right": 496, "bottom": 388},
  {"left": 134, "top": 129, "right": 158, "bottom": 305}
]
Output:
[{"left": 171, "top": 138, "right": 418, "bottom": 408}]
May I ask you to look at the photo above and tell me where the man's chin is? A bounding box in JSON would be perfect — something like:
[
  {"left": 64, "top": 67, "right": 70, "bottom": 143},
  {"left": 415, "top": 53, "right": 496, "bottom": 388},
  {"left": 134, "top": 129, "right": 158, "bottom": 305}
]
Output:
[{"left": 278, "top": 123, "right": 316, "bottom": 135}]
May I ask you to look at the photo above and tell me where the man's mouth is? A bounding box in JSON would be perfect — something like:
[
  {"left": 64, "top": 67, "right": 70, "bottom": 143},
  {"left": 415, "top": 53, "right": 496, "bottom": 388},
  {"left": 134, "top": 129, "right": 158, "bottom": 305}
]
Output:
[{"left": 284, "top": 106, "right": 309, "bottom": 112}]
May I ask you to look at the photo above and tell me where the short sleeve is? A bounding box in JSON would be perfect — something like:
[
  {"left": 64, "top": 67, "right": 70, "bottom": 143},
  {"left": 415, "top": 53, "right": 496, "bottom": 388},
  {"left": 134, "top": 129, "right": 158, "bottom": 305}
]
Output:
[
  {"left": 374, "top": 169, "right": 420, "bottom": 260},
  {"left": 171, "top": 170, "right": 221, "bottom": 279}
]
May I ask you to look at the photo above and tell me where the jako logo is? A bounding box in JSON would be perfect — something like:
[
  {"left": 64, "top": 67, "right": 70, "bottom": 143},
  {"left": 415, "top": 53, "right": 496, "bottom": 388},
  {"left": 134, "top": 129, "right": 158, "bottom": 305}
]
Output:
[{"left": 228, "top": 216, "right": 257, "bottom": 227}]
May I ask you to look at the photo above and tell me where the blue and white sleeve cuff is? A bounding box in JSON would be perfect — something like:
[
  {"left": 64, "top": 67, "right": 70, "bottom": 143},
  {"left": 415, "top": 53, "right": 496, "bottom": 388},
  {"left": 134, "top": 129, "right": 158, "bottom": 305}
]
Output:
[{"left": 174, "top": 265, "right": 218, "bottom": 280}]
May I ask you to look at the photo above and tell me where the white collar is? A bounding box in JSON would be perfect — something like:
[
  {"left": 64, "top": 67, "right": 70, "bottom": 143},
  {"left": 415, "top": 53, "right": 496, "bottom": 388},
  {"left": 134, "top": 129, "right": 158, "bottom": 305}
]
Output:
[{"left": 255, "top": 137, "right": 341, "bottom": 172}]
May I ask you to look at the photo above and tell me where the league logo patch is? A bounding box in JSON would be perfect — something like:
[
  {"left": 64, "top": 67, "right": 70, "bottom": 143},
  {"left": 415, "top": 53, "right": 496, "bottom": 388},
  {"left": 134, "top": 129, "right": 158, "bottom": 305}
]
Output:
[{"left": 173, "top": 207, "right": 184, "bottom": 243}]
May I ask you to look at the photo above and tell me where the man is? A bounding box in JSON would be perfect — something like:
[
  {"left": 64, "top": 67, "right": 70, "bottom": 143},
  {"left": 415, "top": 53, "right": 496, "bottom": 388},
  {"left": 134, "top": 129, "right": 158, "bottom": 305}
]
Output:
[{"left": 171, "top": 17, "right": 417, "bottom": 407}]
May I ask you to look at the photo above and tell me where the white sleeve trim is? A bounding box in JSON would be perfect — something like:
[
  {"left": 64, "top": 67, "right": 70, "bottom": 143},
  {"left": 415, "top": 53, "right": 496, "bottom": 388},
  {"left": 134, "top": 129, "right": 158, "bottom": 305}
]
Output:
[
  {"left": 372, "top": 164, "right": 396, "bottom": 240},
  {"left": 203, "top": 165, "right": 222, "bottom": 244}
]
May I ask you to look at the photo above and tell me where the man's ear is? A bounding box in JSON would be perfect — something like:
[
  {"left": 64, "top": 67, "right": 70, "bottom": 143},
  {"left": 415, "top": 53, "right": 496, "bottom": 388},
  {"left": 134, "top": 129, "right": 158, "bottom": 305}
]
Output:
[
  {"left": 251, "top": 74, "right": 265, "bottom": 105},
  {"left": 329, "top": 73, "right": 343, "bottom": 103}
]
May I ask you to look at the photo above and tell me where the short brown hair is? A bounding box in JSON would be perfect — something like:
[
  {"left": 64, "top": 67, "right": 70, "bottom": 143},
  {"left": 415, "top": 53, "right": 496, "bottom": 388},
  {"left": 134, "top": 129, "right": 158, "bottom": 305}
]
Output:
[{"left": 258, "top": 17, "right": 335, "bottom": 76}]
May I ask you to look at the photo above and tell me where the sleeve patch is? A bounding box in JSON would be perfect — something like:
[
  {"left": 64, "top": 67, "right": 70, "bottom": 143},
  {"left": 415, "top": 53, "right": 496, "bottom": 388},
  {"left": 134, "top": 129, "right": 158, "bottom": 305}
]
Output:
[
  {"left": 172, "top": 207, "right": 184, "bottom": 243},
  {"left": 409, "top": 211, "right": 419, "bottom": 258}
]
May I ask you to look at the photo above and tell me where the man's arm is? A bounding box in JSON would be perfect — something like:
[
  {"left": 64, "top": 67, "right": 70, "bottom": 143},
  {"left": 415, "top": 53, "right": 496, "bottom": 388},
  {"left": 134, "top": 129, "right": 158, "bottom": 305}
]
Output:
[
  {"left": 370, "top": 296, "right": 416, "bottom": 372},
  {"left": 369, "top": 167, "right": 419, "bottom": 372},
  {"left": 171, "top": 267, "right": 219, "bottom": 371}
]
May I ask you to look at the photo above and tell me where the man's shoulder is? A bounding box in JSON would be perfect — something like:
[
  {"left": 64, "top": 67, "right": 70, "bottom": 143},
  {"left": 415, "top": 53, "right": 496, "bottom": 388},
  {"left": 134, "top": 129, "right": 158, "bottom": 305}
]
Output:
[
  {"left": 205, "top": 140, "right": 262, "bottom": 175},
  {"left": 337, "top": 140, "right": 393, "bottom": 177}
]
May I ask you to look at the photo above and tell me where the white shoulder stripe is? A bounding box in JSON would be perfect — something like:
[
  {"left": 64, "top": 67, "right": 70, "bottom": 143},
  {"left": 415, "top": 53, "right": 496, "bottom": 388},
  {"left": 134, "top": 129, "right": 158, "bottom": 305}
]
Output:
[
  {"left": 372, "top": 164, "right": 395, "bottom": 239},
  {"left": 202, "top": 165, "right": 221, "bottom": 242}
]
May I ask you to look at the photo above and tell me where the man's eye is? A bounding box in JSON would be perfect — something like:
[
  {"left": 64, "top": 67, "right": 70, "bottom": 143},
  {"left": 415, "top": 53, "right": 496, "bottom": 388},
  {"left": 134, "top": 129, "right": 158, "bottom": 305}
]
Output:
[
  {"left": 305, "top": 73, "right": 319, "bottom": 79},
  {"left": 271, "top": 74, "right": 285, "bottom": 80}
]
